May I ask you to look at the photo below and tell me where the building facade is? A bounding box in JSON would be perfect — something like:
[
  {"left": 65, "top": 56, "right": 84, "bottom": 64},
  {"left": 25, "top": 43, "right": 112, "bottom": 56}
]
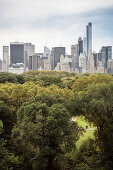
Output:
[
  {"left": 101, "top": 46, "right": 112, "bottom": 68},
  {"left": 78, "top": 37, "right": 83, "bottom": 55},
  {"left": 51, "top": 47, "right": 65, "bottom": 69},
  {"left": 3, "top": 46, "right": 9, "bottom": 72},
  {"left": 86, "top": 22, "right": 92, "bottom": 61},
  {"left": 10, "top": 42, "right": 24, "bottom": 64},
  {"left": 79, "top": 53, "right": 86, "bottom": 73},
  {"left": 24, "top": 43, "right": 35, "bottom": 68}
]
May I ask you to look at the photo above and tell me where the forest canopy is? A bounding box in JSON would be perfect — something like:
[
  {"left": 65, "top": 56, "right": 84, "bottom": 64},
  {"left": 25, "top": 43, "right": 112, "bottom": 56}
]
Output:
[{"left": 0, "top": 71, "right": 113, "bottom": 170}]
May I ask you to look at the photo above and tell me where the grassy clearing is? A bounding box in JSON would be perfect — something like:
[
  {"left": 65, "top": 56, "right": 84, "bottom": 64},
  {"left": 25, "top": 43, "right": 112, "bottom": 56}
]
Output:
[{"left": 75, "top": 116, "right": 95, "bottom": 149}]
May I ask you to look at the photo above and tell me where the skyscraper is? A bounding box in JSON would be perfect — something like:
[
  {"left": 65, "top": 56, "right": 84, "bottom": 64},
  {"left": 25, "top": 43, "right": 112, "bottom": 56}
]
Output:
[
  {"left": 101, "top": 46, "right": 112, "bottom": 68},
  {"left": 44, "top": 46, "right": 50, "bottom": 56},
  {"left": 78, "top": 37, "right": 83, "bottom": 55},
  {"left": 86, "top": 22, "right": 92, "bottom": 60},
  {"left": 79, "top": 53, "right": 86, "bottom": 73},
  {"left": 71, "top": 44, "right": 79, "bottom": 71},
  {"left": 83, "top": 37, "right": 87, "bottom": 55},
  {"left": 24, "top": 43, "right": 35, "bottom": 68},
  {"left": 3, "top": 46, "right": 9, "bottom": 72},
  {"left": 51, "top": 47, "right": 65, "bottom": 69},
  {"left": 10, "top": 42, "right": 24, "bottom": 64}
]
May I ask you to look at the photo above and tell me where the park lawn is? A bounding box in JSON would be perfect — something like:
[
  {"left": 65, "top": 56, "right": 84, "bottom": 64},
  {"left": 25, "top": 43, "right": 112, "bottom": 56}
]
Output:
[
  {"left": 76, "top": 116, "right": 95, "bottom": 149},
  {"left": 76, "top": 129, "right": 95, "bottom": 149}
]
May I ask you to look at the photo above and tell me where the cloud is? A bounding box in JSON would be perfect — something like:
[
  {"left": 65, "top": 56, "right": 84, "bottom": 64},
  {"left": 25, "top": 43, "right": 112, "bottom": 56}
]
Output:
[
  {"left": 0, "top": 0, "right": 113, "bottom": 20},
  {"left": 0, "top": 0, "right": 113, "bottom": 57}
]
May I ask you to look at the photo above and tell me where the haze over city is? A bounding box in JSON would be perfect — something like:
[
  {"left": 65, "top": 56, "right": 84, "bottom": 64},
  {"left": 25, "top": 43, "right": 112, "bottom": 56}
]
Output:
[{"left": 0, "top": 0, "right": 113, "bottom": 57}]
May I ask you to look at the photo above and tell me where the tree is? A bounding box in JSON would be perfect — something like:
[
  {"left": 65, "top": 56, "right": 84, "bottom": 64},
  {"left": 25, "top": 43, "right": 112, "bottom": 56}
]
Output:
[
  {"left": 0, "top": 72, "right": 25, "bottom": 84},
  {"left": 70, "top": 82, "right": 113, "bottom": 169},
  {"left": 72, "top": 74, "right": 113, "bottom": 93},
  {"left": 0, "top": 120, "right": 19, "bottom": 170},
  {"left": 12, "top": 98, "right": 81, "bottom": 170}
]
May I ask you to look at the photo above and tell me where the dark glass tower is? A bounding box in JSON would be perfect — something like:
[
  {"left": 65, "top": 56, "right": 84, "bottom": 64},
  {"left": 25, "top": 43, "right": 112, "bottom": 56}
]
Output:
[
  {"left": 51, "top": 47, "right": 65, "bottom": 69},
  {"left": 101, "top": 46, "right": 112, "bottom": 68},
  {"left": 78, "top": 37, "right": 83, "bottom": 55},
  {"left": 10, "top": 42, "right": 24, "bottom": 64}
]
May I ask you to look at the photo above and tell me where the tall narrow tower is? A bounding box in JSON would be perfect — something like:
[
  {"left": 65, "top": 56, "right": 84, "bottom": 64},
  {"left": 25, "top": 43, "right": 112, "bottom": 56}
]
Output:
[{"left": 86, "top": 22, "right": 92, "bottom": 61}]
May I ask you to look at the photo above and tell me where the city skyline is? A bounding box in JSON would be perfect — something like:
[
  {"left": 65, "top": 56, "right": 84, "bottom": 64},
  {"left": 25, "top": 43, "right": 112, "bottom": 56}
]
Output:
[{"left": 0, "top": 0, "right": 113, "bottom": 57}]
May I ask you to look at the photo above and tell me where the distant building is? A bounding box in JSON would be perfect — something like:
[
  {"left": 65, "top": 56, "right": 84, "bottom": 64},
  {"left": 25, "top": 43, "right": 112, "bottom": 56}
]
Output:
[
  {"left": 101, "top": 46, "right": 112, "bottom": 68},
  {"left": 107, "top": 59, "right": 113, "bottom": 73},
  {"left": 51, "top": 47, "right": 65, "bottom": 69},
  {"left": 79, "top": 53, "right": 86, "bottom": 73},
  {"left": 83, "top": 37, "right": 87, "bottom": 55},
  {"left": 87, "top": 53, "right": 95, "bottom": 73},
  {"left": 86, "top": 22, "right": 92, "bottom": 61},
  {"left": 55, "top": 55, "right": 71, "bottom": 72},
  {"left": 71, "top": 44, "right": 79, "bottom": 71},
  {"left": 96, "top": 60, "right": 105, "bottom": 73},
  {"left": 24, "top": 43, "right": 35, "bottom": 68},
  {"left": 97, "top": 52, "right": 102, "bottom": 61},
  {"left": 93, "top": 53, "right": 97, "bottom": 68},
  {"left": 78, "top": 37, "right": 83, "bottom": 55},
  {"left": 29, "top": 53, "right": 45, "bottom": 71},
  {"left": 44, "top": 46, "right": 50, "bottom": 56},
  {"left": 44, "top": 55, "right": 51, "bottom": 70},
  {"left": 9, "top": 63, "right": 25, "bottom": 74},
  {"left": 10, "top": 42, "right": 24, "bottom": 64},
  {"left": 0, "top": 59, "right": 2, "bottom": 71},
  {"left": 3, "top": 46, "right": 9, "bottom": 72},
  {"left": 2, "top": 61, "right": 7, "bottom": 72}
]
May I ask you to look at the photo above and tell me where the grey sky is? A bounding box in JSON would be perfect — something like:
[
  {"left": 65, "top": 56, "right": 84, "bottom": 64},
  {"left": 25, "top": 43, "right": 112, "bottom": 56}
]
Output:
[{"left": 0, "top": 0, "right": 113, "bottom": 57}]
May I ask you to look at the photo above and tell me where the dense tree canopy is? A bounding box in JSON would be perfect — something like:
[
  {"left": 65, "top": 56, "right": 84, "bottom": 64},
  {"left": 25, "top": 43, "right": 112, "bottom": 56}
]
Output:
[
  {"left": 0, "top": 71, "right": 113, "bottom": 169},
  {"left": 71, "top": 82, "right": 113, "bottom": 169},
  {"left": 12, "top": 97, "right": 82, "bottom": 170}
]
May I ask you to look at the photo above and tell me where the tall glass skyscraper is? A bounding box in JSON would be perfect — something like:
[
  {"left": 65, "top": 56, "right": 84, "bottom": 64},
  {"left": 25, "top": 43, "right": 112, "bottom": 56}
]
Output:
[
  {"left": 78, "top": 37, "right": 83, "bottom": 55},
  {"left": 101, "top": 46, "right": 112, "bottom": 68},
  {"left": 10, "top": 42, "right": 24, "bottom": 64},
  {"left": 86, "top": 22, "right": 92, "bottom": 61}
]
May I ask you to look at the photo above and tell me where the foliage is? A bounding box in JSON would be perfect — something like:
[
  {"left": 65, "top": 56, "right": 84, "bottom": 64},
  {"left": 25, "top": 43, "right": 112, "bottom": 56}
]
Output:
[
  {"left": 73, "top": 139, "right": 102, "bottom": 170},
  {"left": 0, "top": 120, "right": 19, "bottom": 170},
  {"left": 0, "top": 71, "right": 113, "bottom": 169},
  {"left": 12, "top": 97, "right": 82, "bottom": 170},
  {"left": 0, "top": 72, "right": 25, "bottom": 84},
  {"left": 23, "top": 71, "right": 76, "bottom": 88},
  {"left": 71, "top": 82, "right": 113, "bottom": 169},
  {"left": 72, "top": 74, "right": 113, "bottom": 92}
]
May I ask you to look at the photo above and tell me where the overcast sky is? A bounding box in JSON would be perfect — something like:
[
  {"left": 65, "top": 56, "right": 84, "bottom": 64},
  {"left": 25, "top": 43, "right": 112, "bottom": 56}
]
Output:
[{"left": 0, "top": 0, "right": 113, "bottom": 57}]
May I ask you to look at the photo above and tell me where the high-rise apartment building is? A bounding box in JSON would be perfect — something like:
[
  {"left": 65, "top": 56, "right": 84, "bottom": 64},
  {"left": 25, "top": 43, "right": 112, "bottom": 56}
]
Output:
[
  {"left": 83, "top": 37, "right": 87, "bottom": 55},
  {"left": 71, "top": 44, "right": 79, "bottom": 71},
  {"left": 107, "top": 59, "right": 113, "bottom": 73},
  {"left": 101, "top": 46, "right": 112, "bottom": 68},
  {"left": 0, "top": 58, "right": 2, "bottom": 71},
  {"left": 86, "top": 22, "right": 92, "bottom": 60},
  {"left": 29, "top": 53, "right": 44, "bottom": 71},
  {"left": 79, "top": 53, "right": 86, "bottom": 73},
  {"left": 10, "top": 42, "right": 24, "bottom": 64},
  {"left": 44, "top": 46, "right": 50, "bottom": 56},
  {"left": 51, "top": 47, "right": 65, "bottom": 69},
  {"left": 3, "top": 46, "right": 9, "bottom": 72},
  {"left": 24, "top": 43, "right": 35, "bottom": 68},
  {"left": 78, "top": 37, "right": 83, "bottom": 55},
  {"left": 87, "top": 53, "right": 95, "bottom": 73}
]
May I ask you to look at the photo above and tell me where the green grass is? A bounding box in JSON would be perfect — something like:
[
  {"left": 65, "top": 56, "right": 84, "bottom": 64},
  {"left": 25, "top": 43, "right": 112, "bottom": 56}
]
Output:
[
  {"left": 76, "top": 116, "right": 94, "bottom": 129},
  {"left": 76, "top": 130, "right": 94, "bottom": 149},
  {"left": 75, "top": 116, "right": 95, "bottom": 149}
]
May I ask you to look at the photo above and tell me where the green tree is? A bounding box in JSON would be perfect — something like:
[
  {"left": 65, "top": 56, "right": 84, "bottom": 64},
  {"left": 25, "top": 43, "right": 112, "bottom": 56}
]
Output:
[
  {"left": 72, "top": 74, "right": 113, "bottom": 93},
  {"left": 70, "top": 82, "right": 113, "bottom": 169},
  {"left": 12, "top": 99, "right": 81, "bottom": 170},
  {"left": 0, "top": 120, "right": 19, "bottom": 170}
]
